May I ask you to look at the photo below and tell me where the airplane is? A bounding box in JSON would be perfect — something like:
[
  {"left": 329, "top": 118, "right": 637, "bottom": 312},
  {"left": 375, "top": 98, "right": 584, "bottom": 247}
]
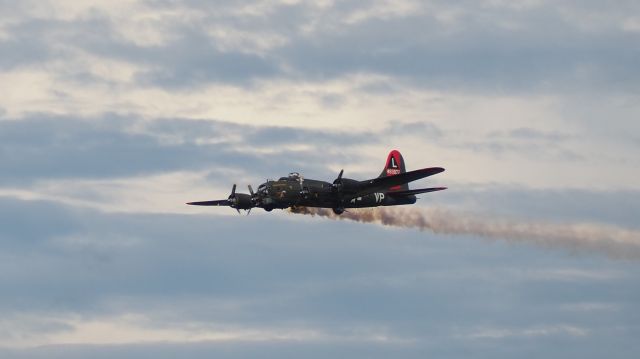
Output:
[{"left": 187, "top": 150, "right": 446, "bottom": 215}]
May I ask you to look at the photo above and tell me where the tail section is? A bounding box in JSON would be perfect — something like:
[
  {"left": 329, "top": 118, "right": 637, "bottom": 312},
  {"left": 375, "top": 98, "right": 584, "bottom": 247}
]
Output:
[{"left": 379, "top": 150, "right": 408, "bottom": 191}]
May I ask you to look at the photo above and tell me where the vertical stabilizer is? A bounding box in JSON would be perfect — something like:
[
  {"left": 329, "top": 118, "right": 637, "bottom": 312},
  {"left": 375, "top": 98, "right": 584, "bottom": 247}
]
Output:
[{"left": 379, "top": 150, "right": 408, "bottom": 191}]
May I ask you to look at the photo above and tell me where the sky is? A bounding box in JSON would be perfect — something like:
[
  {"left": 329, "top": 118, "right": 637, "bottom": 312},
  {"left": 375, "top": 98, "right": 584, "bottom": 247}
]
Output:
[{"left": 1, "top": 0, "right": 639, "bottom": 358}]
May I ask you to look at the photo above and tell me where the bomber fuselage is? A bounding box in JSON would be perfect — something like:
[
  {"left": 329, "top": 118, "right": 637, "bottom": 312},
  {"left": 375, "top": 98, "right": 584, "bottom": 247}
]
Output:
[
  {"left": 186, "top": 150, "right": 445, "bottom": 215},
  {"left": 256, "top": 172, "right": 416, "bottom": 211}
]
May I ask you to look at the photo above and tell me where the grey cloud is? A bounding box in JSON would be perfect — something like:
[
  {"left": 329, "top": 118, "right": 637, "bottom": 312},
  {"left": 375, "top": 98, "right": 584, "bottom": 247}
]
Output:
[
  {"left": 491, "top": 128, "right": 571, "bottom": 142},
  {"left": 0, "top": 197, "right": 76, "bottom": 248},
  {"left": 2, "top": 335, "right": 638, "bottom": 359},
  {"left": 0, "top": 341, "right": 444, "bottom": 359},
  {"left": 1, "top": 2, "right": 640, "bottom": 357},
  {"left": 131, "top": 30, "right": 280, "bottom": 88},
  {"left": 0, "top": 115, "right": 374, "bottom": 184},
  {"left": 145, "top": 118, "right": 372, "bottom": 147},
  {"left": 2, "top": 1, "right": 639, "bottom": 93},
  {"left": 440, "top": 126, "right": 584, "bottom": 160},
  {"left": 454, "top": 141, "right": 584, "bottom": 161},
  {"left": 390, "top": 123, "right": 584, "bottom": 161},
  {"left": 0, "top": 14, "right": 57, "bottom": 70},
  {"left": 319, "top": 93, "right": 347, "bottom": 108},
  {"left": 438, "top": 185, "right": 640, "bottom": 229},
  {"left": 0, "top": 37, "right": 50, "bottom": 70},
  {"left": 0, "top": 14, "right": 280, "bottom": 87},
  {"left": 0, "top": 115, "right": 226, "bottom": 182},
  {"left": 387, "top": 121, "right": 443, "bottom": 139},
  {"left": 246, "top": 125, "right": 370, "bottom": 147},
  {"left": 3, "top": 333, "right": 640, "bottom": 359},
  {"left": 1, "top": 196, "right": 640, "bottom": 358},
  {"left": 272, "top": 1, "right": 640, "bottom": 93}
]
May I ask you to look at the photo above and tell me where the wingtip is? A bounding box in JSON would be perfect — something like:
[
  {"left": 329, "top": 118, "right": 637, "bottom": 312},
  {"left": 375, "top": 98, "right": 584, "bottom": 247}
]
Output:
[{"left": 417, "top": 166, "right": 445, "bottom": 174}]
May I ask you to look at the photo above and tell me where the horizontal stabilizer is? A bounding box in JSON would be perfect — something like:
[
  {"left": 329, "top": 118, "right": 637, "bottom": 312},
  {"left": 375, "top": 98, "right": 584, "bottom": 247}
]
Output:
[
  {"left": 388, "top": 187, "right": 447, "bottom": 196},
  {"left": 186, "top": 199, "right": 231, "bottom": 206},
  {"left": 356, "top": 167, "right": 445, "bottom": 197}
]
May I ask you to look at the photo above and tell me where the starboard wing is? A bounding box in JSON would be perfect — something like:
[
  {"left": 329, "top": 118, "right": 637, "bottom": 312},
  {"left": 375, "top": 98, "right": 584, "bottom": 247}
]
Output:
[{"left": 186, "top": 199, "right": 232, "bottom": 206}]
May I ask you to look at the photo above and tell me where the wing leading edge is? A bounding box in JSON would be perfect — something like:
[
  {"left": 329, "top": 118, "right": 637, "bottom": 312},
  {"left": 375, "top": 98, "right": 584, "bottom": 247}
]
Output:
[{"left": 186, "top": 199, "right": 231, "bottom": 206}]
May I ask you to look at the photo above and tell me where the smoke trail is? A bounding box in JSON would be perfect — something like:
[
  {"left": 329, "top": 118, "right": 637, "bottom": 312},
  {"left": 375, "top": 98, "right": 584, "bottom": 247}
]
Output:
[{"left": 289, "top": 206, "right": 640, "bottom": 260}]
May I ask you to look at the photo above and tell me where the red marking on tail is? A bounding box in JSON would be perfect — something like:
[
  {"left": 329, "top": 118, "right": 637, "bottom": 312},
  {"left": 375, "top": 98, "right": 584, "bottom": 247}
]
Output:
[{"left": 380, "top": 150, "right": 407, "bottom": 191}]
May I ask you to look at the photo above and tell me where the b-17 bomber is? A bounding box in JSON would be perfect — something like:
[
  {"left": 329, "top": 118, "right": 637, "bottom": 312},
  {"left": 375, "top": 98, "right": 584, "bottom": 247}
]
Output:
[{"left": 187, "top": 150, "right": 446, "bottom": 215}]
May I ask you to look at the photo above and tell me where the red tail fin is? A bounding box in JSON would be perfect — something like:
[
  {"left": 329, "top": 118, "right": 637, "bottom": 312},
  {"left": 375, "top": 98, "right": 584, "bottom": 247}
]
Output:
[{"left": 379, "top": 150, "right": 408, "bottom": 191}]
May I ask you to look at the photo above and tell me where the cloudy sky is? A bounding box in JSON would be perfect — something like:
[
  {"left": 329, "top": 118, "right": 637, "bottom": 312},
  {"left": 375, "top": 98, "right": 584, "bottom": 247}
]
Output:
[{"left": 1, "top": 0, "right": 639, "bottom": 357}]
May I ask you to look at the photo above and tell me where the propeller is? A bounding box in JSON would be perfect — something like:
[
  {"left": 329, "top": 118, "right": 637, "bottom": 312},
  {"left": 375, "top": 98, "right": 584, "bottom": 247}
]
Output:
[
  {"left": 227, "top": 184, "right": 238, "bottom": 208},
  {"left": 228, "top": 184, "right": 246, "bottom": 214},
  {"left": 332, "top": 169, "right": 344, "bottom": 191},
  {"left": 330, "top": 169, "right": 346, "bottom": 212},
  {"left": 247, "top": 185, "right": 256, "bottom": 215}
]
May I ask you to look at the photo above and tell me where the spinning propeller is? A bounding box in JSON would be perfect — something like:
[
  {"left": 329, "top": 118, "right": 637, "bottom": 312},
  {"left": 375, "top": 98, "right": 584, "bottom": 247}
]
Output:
[{"left": 331, "top": 169, "right": 344, "bottom": 192}]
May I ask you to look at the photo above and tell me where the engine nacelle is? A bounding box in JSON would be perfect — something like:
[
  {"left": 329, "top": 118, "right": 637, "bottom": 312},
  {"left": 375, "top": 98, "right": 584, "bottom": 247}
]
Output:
[
  {"left": 233, "top": 193, "right": 254, "bottom": 209},
  {"left": 334, "top": 178, "right": 360, "bottom": 194}
]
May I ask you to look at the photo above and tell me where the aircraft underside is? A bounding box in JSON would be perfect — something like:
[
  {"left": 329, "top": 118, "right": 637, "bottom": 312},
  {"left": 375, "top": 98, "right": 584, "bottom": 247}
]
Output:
[{"left": 292, "top": 192, "right": 417, "bottom": 209}]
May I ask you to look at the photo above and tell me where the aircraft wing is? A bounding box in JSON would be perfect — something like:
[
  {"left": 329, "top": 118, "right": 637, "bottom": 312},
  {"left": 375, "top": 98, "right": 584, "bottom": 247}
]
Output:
[
  {"left": 353, "top": 167, "right": 445, "bottom": 198},
  {"left": 186, "top": 199, "right": 231, "bottom": 206},
  {"left": 387, "top": 187, "right": 447, "bottom": 196}
]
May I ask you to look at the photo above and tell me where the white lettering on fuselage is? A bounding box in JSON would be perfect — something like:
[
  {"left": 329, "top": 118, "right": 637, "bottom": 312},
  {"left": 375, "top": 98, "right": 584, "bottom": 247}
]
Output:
[{"left": 350, "top": 194, "right": 385, "bottom": 205}]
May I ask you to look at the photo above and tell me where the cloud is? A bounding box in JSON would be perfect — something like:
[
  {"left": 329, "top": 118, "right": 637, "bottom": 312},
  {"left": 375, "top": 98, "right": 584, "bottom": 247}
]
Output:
[
  {"left": 290, "top": 206, "right": 640, "bottom": 260},
  {"left": 131, "top": 31, "right": 281, "bottom": 88},
  {"left": 0, "top": 114, "right": 375, "bottom": 185},
  {"left": 0, "top": 194, "right": 639, "bottom": 357},
  {"left": 492, "top": 127, "right": 570, "bottom": 141},
  {"left": 0, "top": 340, "right": 424, "bottom": 359},
  {"left": 0, "top": 196, "right": 77, "bottom": 247},
  {"left": 1, "top": 197, "right": 638, "bottom": 320},
  {"left": 386, "top": 121, "right": 444, "bottom": 139},
  {"left": 438, "top": 184, "right": 640, "bottom": 229},
  {"left": 464, "top": 324, "right": 588, "bottom": 339},
  {"left": 2, "top": 0, "right": 639, "bottom": 93},
  {"left": 1, "top": 1, "right": 640, "bottom": 357}
]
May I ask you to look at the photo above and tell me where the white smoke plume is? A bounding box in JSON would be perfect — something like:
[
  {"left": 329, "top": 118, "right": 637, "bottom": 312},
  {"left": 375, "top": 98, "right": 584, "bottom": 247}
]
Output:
[{"left": 289, "top": 206, "right": 640, "bottom": 260}]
